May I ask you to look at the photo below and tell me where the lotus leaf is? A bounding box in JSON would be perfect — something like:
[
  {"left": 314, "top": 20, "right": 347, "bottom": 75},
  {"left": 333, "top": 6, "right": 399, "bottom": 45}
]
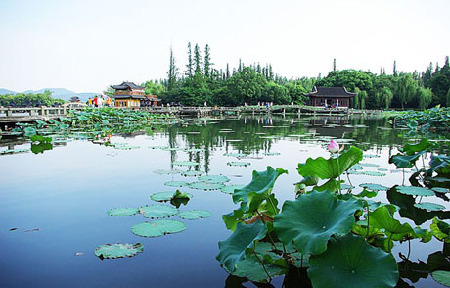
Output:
[
  {"left": 131, "top": 220, "right": 186, "bottom": 237},
  {"left": 184, "top": 148, "right": 204, "bottom": 152},
  {"left": 189, "top": 181, "right": 224, "bottom": 190},
  {"left": 401, "top": 138, "right": 433, "bottom": 155},
  {"left": 181, "top": 170, "right": 204, "bottom": 177},
  {"left": 150, "top": 191, "right": 193, "bottom": 202},
  {"left": 263, "top": 152, "right": 281, "bottom": 156},
  {"left": 360, "top": 163, "right": 380, "bottom": 168},
  {"left": 233, "top": 167, "right": 288, "bottom": 213},
  {"left": 432, "top": 270, "right": 450, "bottom": 286},
  {"left": 430, "top": 218, "right": 450, "bottom": 243},
  {"left": 414, "top": 202, "right": 446, "bottom": 211},
  {"left": 359, "top": 183, "right": 389, "bottom": 191},
  {"left": 161, "top": 147, "right": 185, "bottom": 151},
  {"left": 362, "top": 171, "right": 386, "bottom": 176},
  {"left": 154, "top": 169, "right": 182, "bottom": 175},
  {"left": 164, "top": 181, "right": 191, "bottom": 187},
  {"left": 94, "top": 243, "right": 143, "bottom": 260},
  {"left": 179, "top": 210, "right": 212, "bottom": 219},
  {"left": 340, "top": 184, "right": 355, "bottom": 190},
  {"left": 432, "top": 187, "right": 449, "bottom": 194},
  {"left": 223, "top": 153, "right": 248, "bottom": 157},
  {"left": 396, "top": 186, "right": 435, "bottom": 196},
  {"left": 139, "top": 205, "right": 179, "bottom": 218},
  {"left": 389, "top": 150, "right": 426, "bottom": 168},
  {"left": 231, "top": 253, "right": 286, "bottom": 283},
  {"left": 0, "top": 148, "right": 29, "bottom": 155},
  {"left": 216, "top": 220, "right": 267, "bottom": 272},
  {"left": 307, "top": 234, "right": 398, "bottom": 288},
  {"left": 107, "top": 207, "right": 139, "bottom": 216},
  {"left": 221, "top": 185, "right": 246, "bottom": 195},
  {"left": 173, "top": 161, "right": 199, "bottom": 167},
  {"left": 198, "top": 175, "right": 230, "bottom": 184},
  {"left": 297, "top": 146, "right": 363, "bottom": 180},
  {"left": 274, "top": 190, "right": 363, "bottom": 255},
  {"left": 363, "top": 154, "right": 381, "bottom": 158},
  {"left": 227, "top": 162, "right": 251, "bottom": 167}
]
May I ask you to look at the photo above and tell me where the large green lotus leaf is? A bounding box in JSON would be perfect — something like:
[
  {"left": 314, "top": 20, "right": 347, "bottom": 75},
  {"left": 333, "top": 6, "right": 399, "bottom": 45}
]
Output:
[
  {"left": 389, "top": 150, "right": 426, "bottom": 168},
  {"left": 307, "top": 234, "right": 398, "bottom": 288},
  {"left": 94, "top": 243, "right": 143, "bottom": 260},
  {"left": 216, "top": 220, "right": 267, "bottom": 272},
  {"left": 131, "top": 220, "right": 186, "bottom": 237},
  {"left": 198, "top": 175, "right": 230, "bottom": 184},
  {"left": 297, "top": 146, "right": 363, "bottom": 179},
  {"left": 189, "top": 181, "right": 224, "bottom": 190},
  {"left": 181, "top": 170, "right": 204, "bottom": 177},
  {"left": 232, "top": 167, "right": 288, "bottom": 212},
  {"left": 401, "top": 138, "right": 433, "bottom": 155},
  {"left": 414, "top": 202, "right": 446, "bottom": 212},
  {"left": 274, "top": 190, "right": 363, "bottom": 255},
  {"left": 222, "top": 209, "right": 245, "bottom": 232},
  {"left": 179, "top": 210, "right": 212, "bottom": 220},
  {"left": 369, "top": 206, "right": 414, "bottom": 236},
  {"left": 139, "top": 205, "right": 179, "bottom": 218},
  {"left": 430, "top": 218, "right": 450, "bottom": 243},
  {"left": 432, "top": 270, "right": 450, "bottom": 286},
  {"left": 231, "top": 253, "right": 286, "bottom": 283},
  {"left": 396, "top": 186, "right": 435, "bottom": 196},
  {"left": 108, "top": 207, "right": 139, "bottom": 216}
]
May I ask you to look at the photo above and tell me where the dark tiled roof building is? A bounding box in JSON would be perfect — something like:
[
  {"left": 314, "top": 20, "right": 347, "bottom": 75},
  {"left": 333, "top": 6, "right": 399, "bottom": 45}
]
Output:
[{"left": 305, "top": 86, "right": 355, "bottom": 108}]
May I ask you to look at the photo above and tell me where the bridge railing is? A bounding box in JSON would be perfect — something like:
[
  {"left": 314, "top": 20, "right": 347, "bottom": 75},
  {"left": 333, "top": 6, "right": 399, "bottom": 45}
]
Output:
[{"left": 0, "top": 106, "right": 84, "bottom": 118}]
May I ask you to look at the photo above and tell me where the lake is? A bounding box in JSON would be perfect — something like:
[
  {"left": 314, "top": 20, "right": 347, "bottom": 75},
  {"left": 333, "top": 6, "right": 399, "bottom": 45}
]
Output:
[{"left": 0, "top": 114, "right": 448, "bottom": 287}]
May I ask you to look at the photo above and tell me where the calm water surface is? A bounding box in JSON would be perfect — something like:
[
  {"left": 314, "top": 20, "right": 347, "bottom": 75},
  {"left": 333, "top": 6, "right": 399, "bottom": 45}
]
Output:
[{"left": 0, "top": 115, "right": 448, "bottom": 287}]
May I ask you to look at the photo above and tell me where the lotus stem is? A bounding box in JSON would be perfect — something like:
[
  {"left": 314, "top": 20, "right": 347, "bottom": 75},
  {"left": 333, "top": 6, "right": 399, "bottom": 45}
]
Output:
[
  {"left": 252, "top": 249, "right": 272, "bottom": 282},
  {"left": 407, "top": 239, "right": 411, "bottom": 260},
  {"left": 337, "top": 154, "right": 341, "bottom": 195},
  {"left": 366, "top": 208, "right": 370, "bottom": 238}
]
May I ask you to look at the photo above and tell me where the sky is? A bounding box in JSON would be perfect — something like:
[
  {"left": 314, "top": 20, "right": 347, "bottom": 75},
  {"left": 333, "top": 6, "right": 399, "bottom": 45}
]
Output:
[{"left": 0, "top": 0, "right": 449, "bottom": 93}]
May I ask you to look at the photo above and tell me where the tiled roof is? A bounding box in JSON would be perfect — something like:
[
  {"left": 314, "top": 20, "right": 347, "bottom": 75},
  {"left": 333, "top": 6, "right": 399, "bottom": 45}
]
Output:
[
  {"left": 306, "top": 86, "right": 356, "bottom": 97},
  {"left": 112, "top": 94, "right": 145, "bottom": 99},
  {"left": 111, "top": 82, "right": 145, "bottom": 90}
]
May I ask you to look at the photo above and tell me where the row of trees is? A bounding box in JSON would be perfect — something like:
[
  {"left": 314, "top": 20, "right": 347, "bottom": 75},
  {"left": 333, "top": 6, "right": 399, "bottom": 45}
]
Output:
[
  {"left": 146, "top": 43, "right": 449, "bottom": 109},
  {"left": 0, "top": 91, "right": 65, "bottom": 107}
]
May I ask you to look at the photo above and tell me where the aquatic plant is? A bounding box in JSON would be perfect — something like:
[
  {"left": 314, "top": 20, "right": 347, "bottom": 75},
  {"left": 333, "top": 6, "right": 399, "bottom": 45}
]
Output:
[{"left": 216, "top": 138, "right": 449, "bottom": 287}]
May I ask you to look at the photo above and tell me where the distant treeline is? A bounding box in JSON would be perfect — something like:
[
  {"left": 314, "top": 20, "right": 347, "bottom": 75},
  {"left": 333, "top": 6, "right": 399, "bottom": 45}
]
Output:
[
  {"left": 0, "top": 90, "right": 66, "bottom": 107},
  {"left": 141, "top": 43, "right": 449, "bottom": 109}
]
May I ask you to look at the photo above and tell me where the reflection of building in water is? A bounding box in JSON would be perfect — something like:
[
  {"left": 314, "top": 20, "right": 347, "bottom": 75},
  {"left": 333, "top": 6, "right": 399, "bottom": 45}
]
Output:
[
  {"left": 308, "top": 116, "right": 350, "bottom": 126},
  {"left": 305, "top": 86, "right": 355, "bottom": 108}
]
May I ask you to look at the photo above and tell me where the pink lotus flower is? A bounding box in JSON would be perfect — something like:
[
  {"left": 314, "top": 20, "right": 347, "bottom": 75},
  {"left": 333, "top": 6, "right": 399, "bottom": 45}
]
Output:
[{"left": 327, "top": 140, "right": 339, "bottom": 153}]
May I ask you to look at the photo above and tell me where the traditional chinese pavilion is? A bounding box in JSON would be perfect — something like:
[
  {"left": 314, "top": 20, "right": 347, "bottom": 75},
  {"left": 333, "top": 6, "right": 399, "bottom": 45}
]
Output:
[
  {"left": 305, "top": 86, "right": 355, "bottom": 108},
  {"left": 111, "top": 82, "right": 160, "bottom": 108}
]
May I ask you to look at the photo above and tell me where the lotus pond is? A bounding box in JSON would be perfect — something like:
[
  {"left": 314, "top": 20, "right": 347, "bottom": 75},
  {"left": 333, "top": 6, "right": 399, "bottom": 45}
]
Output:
[{"left": 0, "top": 111, "right": 449, "bottom": 287}]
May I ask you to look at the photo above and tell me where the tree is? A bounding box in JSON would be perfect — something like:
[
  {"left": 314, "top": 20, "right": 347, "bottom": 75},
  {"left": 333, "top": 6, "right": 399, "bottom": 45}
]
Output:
[
  {"left": 185, "top": 42, "right": 193, "bottom": 79},
  {"left": 204, "top": 44, "right": 212, "bottom": 78},
  {"left": 167, "top": 46, "right": 178, "bottom": 92},
  {"left": 194, "top": 43, "right": 202, "bottom": 76}
]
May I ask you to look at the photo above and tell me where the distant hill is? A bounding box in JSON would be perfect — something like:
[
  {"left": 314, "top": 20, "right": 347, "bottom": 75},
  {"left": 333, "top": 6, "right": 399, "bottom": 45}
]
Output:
[
  {"left": 1, "top": 88, "right": 97, "bottom": 102},
  {"left": 0, "top": 88, "right": 17, "bottom": 95}
]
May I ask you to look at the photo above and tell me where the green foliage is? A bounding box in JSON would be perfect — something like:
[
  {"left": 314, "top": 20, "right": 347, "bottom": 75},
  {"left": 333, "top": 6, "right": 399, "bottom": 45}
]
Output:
[
  {"left": 0, "top": 90, "right": 65, "bottom": 107},
  {"left": 131, "top": 220, "right": 186, "bottom": 237},
  {"left": 307, "top": 234, "right": 399, "bottom": 288},
  {"left": 94, "top": 243, "right": 143, "bottom": 260}
]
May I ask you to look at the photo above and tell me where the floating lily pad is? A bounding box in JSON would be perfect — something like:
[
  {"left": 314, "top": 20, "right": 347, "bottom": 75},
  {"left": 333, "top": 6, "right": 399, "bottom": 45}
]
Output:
[
  {"left": 107, "top": 207, "right": 139, "bottom": 216},
  {"left": 181, "top": 170, "right": 205, "bottom": 177},
  {"left": 131, "top": 220, "right": 186, "bottom": 237},
  {"left": 173, "top": 161, "right": 200, "bottom": 167},
  {"left": 360, "top": 163, "right": 380, "bottom": 168},
  {"left": 359, "top": 183, "right": 389, "bottom": 191},
  {"left": 363, "top": 171, "right": 386, "bottom": 176},
  {"left": 139, "top": 205, "right": 179, "bottom": 218},
  {"left": 227, "top": 162, "right": 251, "bottom": 167},
  {"left": 189, "top": 182, "right": 224, "bottom": 190},
  {"left": 349, "top": 164, "right": 363, "bottom": 170},
  {"left": 179, "top": 210, "right": 212, "bottom": 219},
  {"left": 363, "top": 154, "right": 381, "bottom": 158},
  {"left": 164, "top": 181, "right": 191, "bottom": 187},
  {"left": 221, "top": 185, "right": 246, "bottom": 194},
  {"left": 94, "top": 243, "right": 143, "bottom": 260},
  {"left": 150, "top": 191, "right": 193, "bottom": 202},
  {"left": 114, "top": 145, "right": 140, "bottom": 150},
  {"left": 0, "top": 148, "right": 30, "bottom": 155},
  {"left": 198, "top": 175, "right": 230, "bottom": 184},
  {"left": 184, "top": 148, "right": 204, "bottom": 152},
  {"left": 432, "top": 270, "right": 450, "bottom": 286},
  {"left": 263, "top": 152, "right": 281, "bottom": 156},
  {"left": 432, "top": 187, "right": 449, "bottom": 194},
  {"left": 340, "top": 184, "right": 355, "bottom": 190},
  {"left": 396, "top": 186, "right": 435, "bottom": 196},
  {"left": 223, "top": 153, "right": 248, "bottom": 157},
  {"left": 161, "top": 147, "right": 185, "bottom": 151},
  {"left": 154, "top": 169, "right": 182, "bottom": 175},
  {"left": 148, "top": 145, "right": 168, "bottom": 149},
  {"left": 414, "top": 202, "right": 446, "bottom": 211},
  {"left": 308, "top": 234, "right": 398, "bottom": 288}
]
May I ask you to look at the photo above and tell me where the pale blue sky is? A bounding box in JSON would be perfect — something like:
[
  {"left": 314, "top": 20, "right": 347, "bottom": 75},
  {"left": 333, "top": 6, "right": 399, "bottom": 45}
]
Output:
[{"left": 0, "top": 0, "right": 449, "bottom": 93}]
